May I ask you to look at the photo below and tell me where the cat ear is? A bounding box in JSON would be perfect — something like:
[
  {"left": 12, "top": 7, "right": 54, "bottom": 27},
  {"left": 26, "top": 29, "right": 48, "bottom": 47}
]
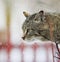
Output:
[
  {"left": 23, "top": 11, "right": 30, "bottom": 17},
  {"left": 39, "top": 10, "right": 44, "bottom": 15}
]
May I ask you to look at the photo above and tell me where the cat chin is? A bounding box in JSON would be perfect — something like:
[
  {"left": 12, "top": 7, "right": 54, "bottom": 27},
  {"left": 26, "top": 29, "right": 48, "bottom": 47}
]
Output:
[
  {"left": 40, "top": 37, "right": 49, "bottom": 41},
  {"left": 23, "top": 36, "right": 49, "bottom": 42}
]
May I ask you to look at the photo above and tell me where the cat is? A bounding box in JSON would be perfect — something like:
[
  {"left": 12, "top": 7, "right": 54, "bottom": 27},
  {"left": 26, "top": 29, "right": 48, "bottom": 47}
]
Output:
[{"left": 22, "top": 10, "right": 60, "bottom": 43}]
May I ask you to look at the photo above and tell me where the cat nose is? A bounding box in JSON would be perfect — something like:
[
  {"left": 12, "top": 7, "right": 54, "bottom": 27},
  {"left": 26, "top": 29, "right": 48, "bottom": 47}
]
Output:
[{"left": 22, "top": 36, "right": 25, "bottom": 40}]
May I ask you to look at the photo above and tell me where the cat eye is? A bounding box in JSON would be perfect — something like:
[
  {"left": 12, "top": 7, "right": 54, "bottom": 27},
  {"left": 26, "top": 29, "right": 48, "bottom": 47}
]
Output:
[{"left": 41, "top": 16, "right": 46, "bottom": 23}]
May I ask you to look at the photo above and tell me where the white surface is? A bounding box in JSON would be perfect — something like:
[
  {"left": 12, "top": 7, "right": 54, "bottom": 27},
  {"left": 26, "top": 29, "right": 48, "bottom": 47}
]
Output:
[
  {"left": 0, "top": 49, "right": 8, "bottom": 62},
  {"left": 48, "top": 48, "right": 53, "bottom": 62},
  {"left": 23, "top": 47, "right": 34, "bottom": 62},
  {"left": 10, "top": 48, "right": 21, "bottom": 62},
  {"left": 36, "top": 47, "right": 46, "bottom": 62}
]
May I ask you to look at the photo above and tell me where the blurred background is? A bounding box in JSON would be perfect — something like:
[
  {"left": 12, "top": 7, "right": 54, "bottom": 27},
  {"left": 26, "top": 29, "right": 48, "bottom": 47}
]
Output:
[{"left": 0, "top": 0, "right": 60, "bottom": 62}]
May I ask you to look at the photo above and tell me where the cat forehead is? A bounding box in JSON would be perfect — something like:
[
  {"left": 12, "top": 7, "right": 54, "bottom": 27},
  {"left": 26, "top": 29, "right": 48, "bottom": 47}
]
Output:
[
  {"left": 28, "top": 13, "right": 37, "bottom": 20},
  {"left": 25, "top": 11, "right": 56, "bottom": 21},
  {"left": 27, "top": 13, "right": 45, "bottom": 20}
]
